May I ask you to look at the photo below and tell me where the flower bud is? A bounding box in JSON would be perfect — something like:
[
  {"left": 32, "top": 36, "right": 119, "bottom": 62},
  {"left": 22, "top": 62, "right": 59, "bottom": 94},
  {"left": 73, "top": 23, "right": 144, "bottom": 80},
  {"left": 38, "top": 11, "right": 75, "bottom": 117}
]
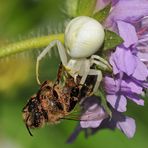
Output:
[{"left": 65, "top": 16, "right": 105, "bottom": 58}]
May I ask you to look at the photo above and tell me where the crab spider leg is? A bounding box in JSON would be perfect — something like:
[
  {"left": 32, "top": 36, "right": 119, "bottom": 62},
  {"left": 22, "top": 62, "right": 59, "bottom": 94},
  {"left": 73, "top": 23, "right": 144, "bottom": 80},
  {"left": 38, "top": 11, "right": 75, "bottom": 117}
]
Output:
[
  {"left": 80, "top": 60, "right": 91, "bottom": 85},
  {"left": 79, "top": 60, "right": 102, "bottom": 93},
  {"left": 36, "top": 40, "right": 68, "bottom": 85},
  {"left": 88, "top": 69, "right": 102, "bottom": 93},
  {"left": 91, "top": 60, "right": 109, "bottom": 70},
  {"left": 91, "top": 55, "right": 112, "bottom": 70}
]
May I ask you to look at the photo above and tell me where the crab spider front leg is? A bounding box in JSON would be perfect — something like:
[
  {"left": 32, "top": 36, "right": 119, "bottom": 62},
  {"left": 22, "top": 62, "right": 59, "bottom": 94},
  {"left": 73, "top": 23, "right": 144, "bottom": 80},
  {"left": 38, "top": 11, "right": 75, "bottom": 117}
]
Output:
[
  {"left": 36, "top": 40, "right": 68, "bottom": 85},
  {"left": 88, "top": 69, "right": 102, "bottom": 93},
  {"left": 79, "top": 54, "right": 111, "bottom": 93},
  {"left": 79, "top": 60, "right": 90, "bottom": 85},
  {"left": 79, "top": 60, "right": 103, "bottom": 94}
]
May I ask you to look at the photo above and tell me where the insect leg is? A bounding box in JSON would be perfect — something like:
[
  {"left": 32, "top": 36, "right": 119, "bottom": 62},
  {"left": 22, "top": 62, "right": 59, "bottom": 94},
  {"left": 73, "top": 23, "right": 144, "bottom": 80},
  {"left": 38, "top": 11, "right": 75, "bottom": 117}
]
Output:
[{"left": 54, "top": 62, "right": 63, "bottom": 85}]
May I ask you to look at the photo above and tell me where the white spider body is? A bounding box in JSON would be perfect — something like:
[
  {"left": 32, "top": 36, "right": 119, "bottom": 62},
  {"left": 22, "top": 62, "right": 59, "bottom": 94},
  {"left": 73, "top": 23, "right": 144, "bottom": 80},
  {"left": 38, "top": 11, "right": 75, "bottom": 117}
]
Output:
[
  {"left": 36, "top": 16, "right": 111, "bottom": 93},
  {"left": 65, "top": 16, "right": 105, "bottom": 58}
]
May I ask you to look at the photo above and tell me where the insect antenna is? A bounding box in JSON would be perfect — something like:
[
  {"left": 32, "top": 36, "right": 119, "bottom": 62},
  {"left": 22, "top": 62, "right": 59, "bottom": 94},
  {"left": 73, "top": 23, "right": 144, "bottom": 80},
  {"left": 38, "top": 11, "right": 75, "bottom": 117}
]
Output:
[
  {"left": 54, "top": 62, "right": 63, "bottom": 86},
  {"left": 26, "top": 124, "right": 33, "bottom": 136},
  {"left": 25, "top": 116, "right": 33, "bottom": 136}
]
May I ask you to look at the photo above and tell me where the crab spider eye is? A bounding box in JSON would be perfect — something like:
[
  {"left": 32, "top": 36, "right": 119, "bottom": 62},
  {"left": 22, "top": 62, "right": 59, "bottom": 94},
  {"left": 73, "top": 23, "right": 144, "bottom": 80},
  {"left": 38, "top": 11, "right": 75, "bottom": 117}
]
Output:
[{"left": 65, "top": 16, "right": 105, "bottom": 58}]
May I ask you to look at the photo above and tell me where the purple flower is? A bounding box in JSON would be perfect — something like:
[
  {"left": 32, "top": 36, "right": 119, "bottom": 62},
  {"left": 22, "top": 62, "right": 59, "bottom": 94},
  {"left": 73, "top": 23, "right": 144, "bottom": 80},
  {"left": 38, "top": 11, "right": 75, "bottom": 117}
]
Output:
[
  {"left": 105, "top": 19, "right": 148, "bottom": 112},
  {"left": 67, "top": 96, "right": 136, "bottom": 143},
  {"left": 97, "top": 1, "right": 148, "bottom": 69},
  {"left": 110, "top": 45, "right": 148, "bottom": 81},
  {"left": 80, "top": 96, "right": 108, "bottom": 128},
  {"left": 80, "top": 104, "right": 108, "bottom": 128},
  {"left": 67, "top": 0, "right": 148, "bottom": 143},
  {"left": 105, "top": 0, "right": 148, "bottom": 30},
  {"left": 110, "top": 20, "right": 148, "bottom": 77},
  {"left": 117, "top": 19, "right": 148, "bottom": 69},
  {"left": 135, "top": 16, "right": 148, "bottom": 67},
  {"left": 104, "top": 75, "right": 144, "bottom": 112},
  {"left": 104, "top": 0, "right": 148, "bottom": 68}
]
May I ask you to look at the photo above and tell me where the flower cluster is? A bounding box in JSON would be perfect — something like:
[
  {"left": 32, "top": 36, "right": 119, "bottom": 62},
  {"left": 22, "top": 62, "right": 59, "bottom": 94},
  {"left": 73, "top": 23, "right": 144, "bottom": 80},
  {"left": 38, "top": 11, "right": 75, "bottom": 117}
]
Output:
[
  {"left": 68, "top": 0, "right": 148, "bottom": 143},
  {"left": 67, "top": 96, "right": 136, "bottom": 143}
]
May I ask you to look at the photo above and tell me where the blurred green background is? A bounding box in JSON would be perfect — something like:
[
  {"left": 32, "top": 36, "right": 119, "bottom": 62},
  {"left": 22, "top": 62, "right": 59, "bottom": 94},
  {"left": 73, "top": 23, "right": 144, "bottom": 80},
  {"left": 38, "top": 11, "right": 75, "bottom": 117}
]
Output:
[{"left": 0, "top": 0, "right": 148, "bottom": 148}]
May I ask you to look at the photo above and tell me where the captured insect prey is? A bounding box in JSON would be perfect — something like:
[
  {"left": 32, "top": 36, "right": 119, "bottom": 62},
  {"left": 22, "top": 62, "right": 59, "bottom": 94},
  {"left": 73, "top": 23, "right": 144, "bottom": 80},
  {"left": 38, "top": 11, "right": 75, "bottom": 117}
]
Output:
[{"left": 22, "top": 63, "right": 96, "bottom": 136}]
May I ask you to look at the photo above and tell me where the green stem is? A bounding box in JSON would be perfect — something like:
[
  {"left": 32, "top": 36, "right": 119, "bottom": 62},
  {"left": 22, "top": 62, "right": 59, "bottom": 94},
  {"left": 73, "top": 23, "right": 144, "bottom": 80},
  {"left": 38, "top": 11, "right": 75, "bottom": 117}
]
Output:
[
  {"left": 95, "top": 87, "right": 112, "bottom": 117},
  {"left": 0, "top": 33, "right": 64, "bottom": 58}
]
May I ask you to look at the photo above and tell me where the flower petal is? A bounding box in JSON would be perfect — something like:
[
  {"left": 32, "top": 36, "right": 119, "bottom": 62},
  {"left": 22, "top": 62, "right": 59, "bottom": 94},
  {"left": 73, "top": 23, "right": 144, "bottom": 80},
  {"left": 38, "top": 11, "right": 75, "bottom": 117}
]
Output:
[
  {"left": 104, "top": 76, "right": 117, "bottom": 94},
  {"left": 121, "top": 77, "right": 143, "bottom": 94},
  {"left": 110, "top": 47, "right": 137, "bottom": 75},
  {"left": 117, "top": 21, "right": 138, "bottom": 48},
  {"left": 80, "top": 104, "right": 107, "bottom": 128},
  {"left": 116, "top": 116, "right": 136, "bottom": 138},
  {"left": 132, "top": 57, "right": 148, "bottom": 81},
  {"left": 106, "top": 0, "right": 148, "bottom": 29},
  {"left": 137, "top": 51, "right": 148, "bottom": 67},
  {"left": 107, "top": 95, "right": 127, "bottom": 112},
  {"left": 126, "top": 93, "right": 144, "bottom": 106}
]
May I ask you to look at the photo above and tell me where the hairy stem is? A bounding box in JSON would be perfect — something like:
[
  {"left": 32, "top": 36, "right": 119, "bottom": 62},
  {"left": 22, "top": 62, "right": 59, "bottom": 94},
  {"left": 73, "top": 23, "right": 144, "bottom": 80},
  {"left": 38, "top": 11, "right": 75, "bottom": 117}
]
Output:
[{"left": 0, "top": 33, "right": 64, "bottom": 58}]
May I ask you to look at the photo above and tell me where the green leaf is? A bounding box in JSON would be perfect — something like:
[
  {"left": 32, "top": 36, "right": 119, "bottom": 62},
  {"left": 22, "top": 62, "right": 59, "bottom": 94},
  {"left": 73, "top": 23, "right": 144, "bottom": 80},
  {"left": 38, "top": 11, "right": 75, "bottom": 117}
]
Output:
[
  {"left": 66, "top": 0, "right": 79, "bottom": 18},
  {"left": 93, "top": 3, "right": 111, "bottom": 23},
  {"left": 102, "top": 30, "right": 123, "bottom": 51},
  {"left": 77, "top": 0, "right": 97, "bottom": 16}
]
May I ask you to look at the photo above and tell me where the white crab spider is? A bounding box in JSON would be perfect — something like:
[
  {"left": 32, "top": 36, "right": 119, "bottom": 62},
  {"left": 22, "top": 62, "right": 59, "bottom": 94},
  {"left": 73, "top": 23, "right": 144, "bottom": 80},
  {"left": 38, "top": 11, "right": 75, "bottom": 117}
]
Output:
[{"left": 36, "top": 16, "right": 111, "bottom": 93}]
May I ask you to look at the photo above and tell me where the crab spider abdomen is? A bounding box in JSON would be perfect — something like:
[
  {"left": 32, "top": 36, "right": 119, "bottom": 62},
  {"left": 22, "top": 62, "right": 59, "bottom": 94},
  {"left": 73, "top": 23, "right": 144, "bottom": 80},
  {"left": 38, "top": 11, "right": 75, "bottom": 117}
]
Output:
[{"left": 65, "top": 16, "right": 105, "bottom": 59}]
